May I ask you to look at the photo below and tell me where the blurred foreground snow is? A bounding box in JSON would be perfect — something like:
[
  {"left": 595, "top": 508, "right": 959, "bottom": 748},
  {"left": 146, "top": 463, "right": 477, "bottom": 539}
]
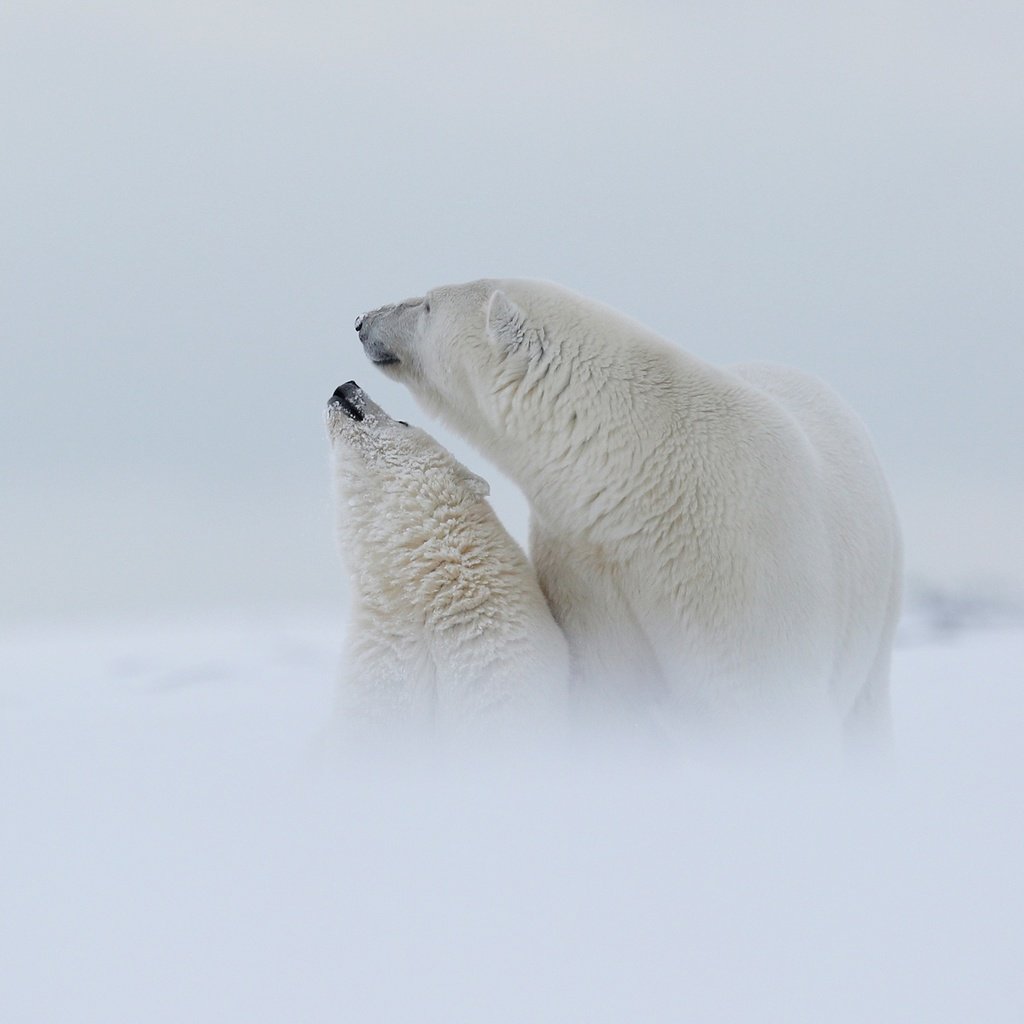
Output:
[{"left": 1, "top": 609, "right": 1022, "bottom": 1023}]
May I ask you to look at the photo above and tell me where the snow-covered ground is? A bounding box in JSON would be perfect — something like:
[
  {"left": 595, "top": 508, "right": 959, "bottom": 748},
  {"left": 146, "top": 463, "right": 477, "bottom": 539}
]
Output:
[{"left": 1, "top": 610, "right": 1022, "bottom": 1023}]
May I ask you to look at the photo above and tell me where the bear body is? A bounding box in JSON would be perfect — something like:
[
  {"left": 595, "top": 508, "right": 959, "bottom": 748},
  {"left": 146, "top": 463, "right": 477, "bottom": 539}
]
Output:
[
  {"left": 326, "top": 381, "right": 569, "bottom": 739},
  {"left": 355, "top": 280, "right": 902, "bottom": 744}
]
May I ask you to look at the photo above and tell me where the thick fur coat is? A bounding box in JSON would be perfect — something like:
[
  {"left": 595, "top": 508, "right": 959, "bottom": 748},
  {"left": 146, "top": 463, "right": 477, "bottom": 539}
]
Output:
[{"left": 326, "top": 381, "right": 568, "bottom": 737}]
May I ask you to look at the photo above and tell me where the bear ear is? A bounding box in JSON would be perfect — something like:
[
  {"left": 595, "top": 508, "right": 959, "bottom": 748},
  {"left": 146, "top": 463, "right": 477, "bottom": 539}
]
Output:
[
  {"left": 459, "top": 466, "right": 491, "bottom": 498},
  {"left": 486, "top": 289, "right": 538, "bottom": 355}
]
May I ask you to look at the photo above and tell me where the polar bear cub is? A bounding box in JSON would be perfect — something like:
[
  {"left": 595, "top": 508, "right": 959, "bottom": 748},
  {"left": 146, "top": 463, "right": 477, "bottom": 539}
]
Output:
[{"left": 325, "top": 381, "right": 568, "bottom": 738}]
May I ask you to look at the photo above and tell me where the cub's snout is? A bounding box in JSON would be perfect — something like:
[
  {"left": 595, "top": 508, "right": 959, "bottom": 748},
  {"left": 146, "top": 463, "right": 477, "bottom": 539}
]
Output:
[{"left": 329, "top": 380, "right": 365, "bottom": 421}]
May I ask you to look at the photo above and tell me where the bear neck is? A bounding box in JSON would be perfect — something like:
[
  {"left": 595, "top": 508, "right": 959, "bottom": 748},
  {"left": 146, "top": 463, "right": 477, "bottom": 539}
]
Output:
[
  {"left": 338, "top": 473, "right": 523, "bottom": 627},
  {"left": 472, "top": 343, "right": 732, "bottom": 541}
]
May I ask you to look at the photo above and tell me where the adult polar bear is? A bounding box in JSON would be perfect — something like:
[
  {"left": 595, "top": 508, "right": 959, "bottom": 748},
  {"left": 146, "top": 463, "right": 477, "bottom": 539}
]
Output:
[{"left": 355, "top": 279, "right": 902, "bottom": 745}]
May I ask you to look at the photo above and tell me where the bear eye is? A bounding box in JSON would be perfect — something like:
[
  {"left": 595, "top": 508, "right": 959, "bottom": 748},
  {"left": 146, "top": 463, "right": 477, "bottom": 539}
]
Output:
[
  {"left": 398, "top": 420, "right": 410, "bottom": 427},
  {"left": 423, "top": 299, "right": 431, "bottom": 314}
]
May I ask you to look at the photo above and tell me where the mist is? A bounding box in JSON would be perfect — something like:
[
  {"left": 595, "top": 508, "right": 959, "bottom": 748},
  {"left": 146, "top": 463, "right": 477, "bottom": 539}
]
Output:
[{"left": 3, "top": 613, "right": 1022, "bottom": 1021}]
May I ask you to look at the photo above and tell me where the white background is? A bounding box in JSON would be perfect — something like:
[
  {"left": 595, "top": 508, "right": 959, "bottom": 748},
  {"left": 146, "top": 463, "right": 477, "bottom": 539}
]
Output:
[{"left": 2, "top": 0, "right": 1022, "bottom": 622}]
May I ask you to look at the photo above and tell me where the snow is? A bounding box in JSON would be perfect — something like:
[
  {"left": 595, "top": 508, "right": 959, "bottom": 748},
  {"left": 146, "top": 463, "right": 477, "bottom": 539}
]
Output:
[{"left": 1, "top": 610, "right": 1022, "bottom": 1023}]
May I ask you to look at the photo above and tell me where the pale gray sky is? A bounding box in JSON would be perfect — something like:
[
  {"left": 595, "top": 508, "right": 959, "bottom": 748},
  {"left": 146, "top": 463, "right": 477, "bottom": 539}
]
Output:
[{"left": 2, "top": 1, "right": 1022, "bottom": 621}]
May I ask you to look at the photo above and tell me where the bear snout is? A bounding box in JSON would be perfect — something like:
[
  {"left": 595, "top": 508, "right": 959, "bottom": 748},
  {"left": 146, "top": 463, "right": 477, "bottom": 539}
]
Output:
[
  {"left": 329, "top": 381, "right": 365, "bottom": 422},
  {"left": 354, "top": 305, "right": 405, "bottom": 367}
]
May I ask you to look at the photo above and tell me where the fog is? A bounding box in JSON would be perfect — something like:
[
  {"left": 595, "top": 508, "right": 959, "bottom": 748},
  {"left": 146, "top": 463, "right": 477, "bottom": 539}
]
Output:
[
  {"left": 2, "top": 0, "right": 1022, "bottom": 621},
  {"left": 2, "top": 613, "right": 1022, "bottom": 1021}
]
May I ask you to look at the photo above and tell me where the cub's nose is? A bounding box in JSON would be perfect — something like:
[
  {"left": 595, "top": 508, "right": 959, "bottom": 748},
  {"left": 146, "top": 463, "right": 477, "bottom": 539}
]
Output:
[
  {"left": 329, "top": 381, "right": 365, "bottom": 421},
  {"left": 354, "top": 314, "right": 365, "bottom": 333}
]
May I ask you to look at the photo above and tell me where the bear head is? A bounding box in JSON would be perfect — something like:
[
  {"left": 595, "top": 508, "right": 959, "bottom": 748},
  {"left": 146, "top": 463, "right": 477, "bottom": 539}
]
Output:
[
  {"left": 325, "top": 381, "right": 490, "bottom": 502},
  {"left": 353, "top": 280, "right": 567, "bottom": 443}
]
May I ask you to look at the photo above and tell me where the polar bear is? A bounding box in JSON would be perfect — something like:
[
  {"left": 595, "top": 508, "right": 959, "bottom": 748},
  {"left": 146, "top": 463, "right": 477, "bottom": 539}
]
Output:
[
  {"left": 325, "top": 380, "right": 569, "bottom": 739},
  {"left": 353, "top": 280, "right": 902, "bottom": 746}
]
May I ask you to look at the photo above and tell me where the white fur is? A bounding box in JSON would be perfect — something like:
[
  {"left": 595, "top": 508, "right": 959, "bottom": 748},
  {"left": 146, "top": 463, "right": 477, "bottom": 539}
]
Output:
[
  {"left": 356, "top": 280, "right": 903, "bottom": 746},
  {"left": 325, "top": 385, "right": 569, "bottom": 741}
]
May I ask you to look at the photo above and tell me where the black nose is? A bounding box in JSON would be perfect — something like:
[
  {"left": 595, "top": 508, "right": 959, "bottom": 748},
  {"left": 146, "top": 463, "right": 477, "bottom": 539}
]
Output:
[
  {"left": 354, "top": 314, "right": 365, "bottom": 333},
  {"left": 330, "top": 381, "right": 364, "bottom": 421}
]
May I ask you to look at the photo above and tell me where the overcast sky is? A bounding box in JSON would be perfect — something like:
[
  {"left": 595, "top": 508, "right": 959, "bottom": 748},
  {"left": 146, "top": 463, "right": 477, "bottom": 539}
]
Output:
[{"left": 1, "top": 1, "right": 1022, "bottom": 621}]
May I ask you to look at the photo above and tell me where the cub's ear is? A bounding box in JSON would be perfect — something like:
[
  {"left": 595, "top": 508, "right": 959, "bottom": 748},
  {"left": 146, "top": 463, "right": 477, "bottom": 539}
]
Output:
[
  {"left": 458, "top": 465, "right": 491, "bottom": 498},
  {"left": 486, "top": 289, "right": 542, "bottom": 356}
]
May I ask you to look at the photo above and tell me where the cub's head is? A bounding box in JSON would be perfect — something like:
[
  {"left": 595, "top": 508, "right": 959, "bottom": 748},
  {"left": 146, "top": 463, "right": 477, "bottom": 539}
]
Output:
[
  {"left": 353, "top": 280, "right": 568, "bottom": 441},
  {"left": 325, "top": 381, "right": 489, "bottom": 502}
]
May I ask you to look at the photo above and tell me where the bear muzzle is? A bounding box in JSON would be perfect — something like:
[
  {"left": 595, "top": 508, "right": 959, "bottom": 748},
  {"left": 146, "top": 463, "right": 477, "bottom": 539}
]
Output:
[
  {"left": 355, "top": 305, "right": 403, "bottom": 366},
  {"left": 329, "top": 381, "right": 365, "bottom": 422}
]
